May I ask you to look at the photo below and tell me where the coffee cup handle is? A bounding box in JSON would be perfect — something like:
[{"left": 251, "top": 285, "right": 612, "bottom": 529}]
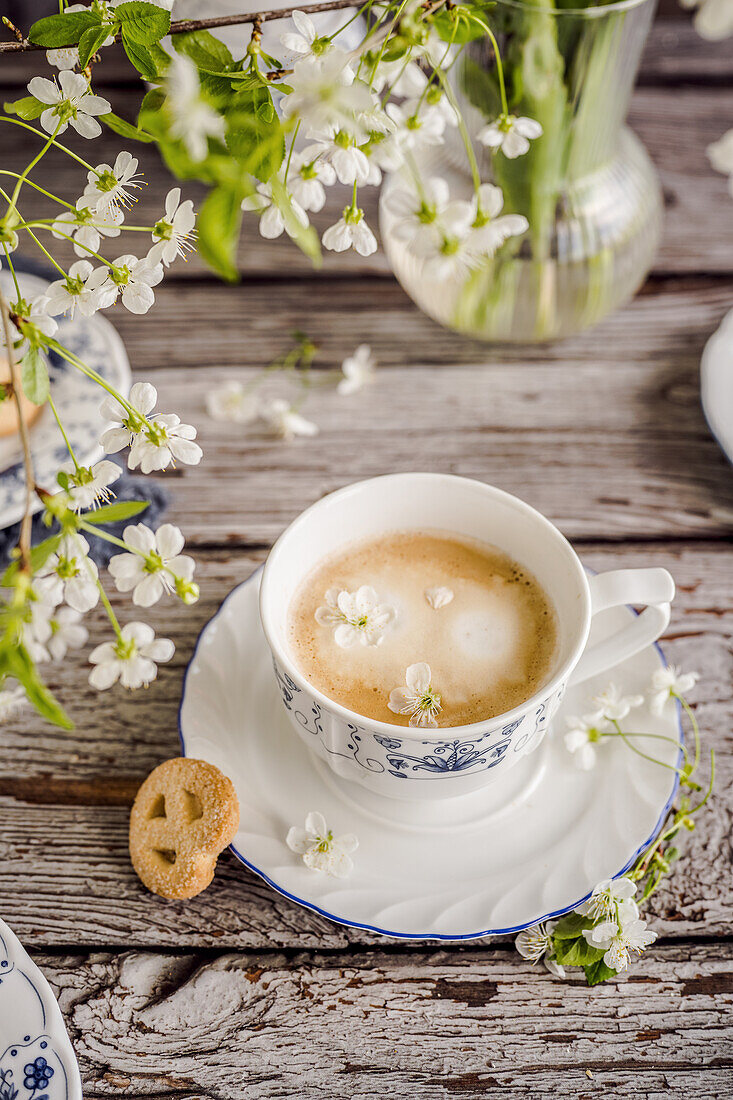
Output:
[{"left": 569, "top": 568, "right": 675, "bottom": 686}]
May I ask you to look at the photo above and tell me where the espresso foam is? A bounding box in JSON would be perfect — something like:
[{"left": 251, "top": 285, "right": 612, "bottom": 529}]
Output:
[{"left": 287, "top": 531, "right": 558, "bottom": 728}]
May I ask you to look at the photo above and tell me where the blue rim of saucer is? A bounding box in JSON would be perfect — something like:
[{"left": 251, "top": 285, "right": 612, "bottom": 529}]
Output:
[{"left": 178, "top": 566, "right": 684, "bottom": 941}]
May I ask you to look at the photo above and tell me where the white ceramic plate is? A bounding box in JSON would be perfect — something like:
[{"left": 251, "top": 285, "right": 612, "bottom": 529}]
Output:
[
  {"left": 0, "top": 916, "right": 82, "bottom": 1100},
  {"left": 701, "top": 306, "right": 733, "bottom": 466},
  {"left": 179, "top": 570, "right": 682, "bottom": 940},
  {"left": 0, "top": 271, "right": 131, "bottom": 529}
]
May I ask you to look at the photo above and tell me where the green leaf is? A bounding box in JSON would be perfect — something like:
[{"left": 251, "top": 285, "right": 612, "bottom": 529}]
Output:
[
  {"left": 121, "top": 31, "right": 169, "bottom": 80},
  {"left": 103, "top": 111, "right": 154, "bottom": 143},
  {"left": 6, "top": 645, "right": 73, "bottom": 730},
  {"left": 196, "top": 185, "right": 242, "bottom": 282},
  {"left": 29, "top": 11, "right": 99, "bottom": 47},
  {"left": 3, "top": 96, "right": 45, "bottom": 121},
  {"left": 584, "top": 959, "right": 617, "bottom": 987},
  {"left": 20, "top": 346, "right": 49, "bottom": 405},
  {"left": 225, "top": 113, "right": 284, "bottom": 182},
  {"left": 173, "top": 29, "right": 234, "bottom": 70},
  {"left": 114, "top": 0, "right": 171, "bottom": 43},
  {"left": 1, "top": 534, "right": 62, "bottom": 587},
  {"left": 86, "top": 500, "right": 149, "bottom": 524},
  {"left": 552, "top": 927, "right": 606, "bottom": 967},
  {"left": 77, "top": 22, "right": 113, "bottom": 68},
  {"left": 551, "top": 912, "right": 591, "bottom": 940}
]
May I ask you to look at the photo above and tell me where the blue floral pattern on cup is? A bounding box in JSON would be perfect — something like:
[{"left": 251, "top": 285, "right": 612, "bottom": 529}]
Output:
[{"left": 272, "top": 657, "right": 563, "bottom": 787}]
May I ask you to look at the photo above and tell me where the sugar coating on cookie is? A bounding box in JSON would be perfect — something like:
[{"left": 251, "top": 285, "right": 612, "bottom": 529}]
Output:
[{"left": 129, "top": 757, "right": 240, "bottom": 900}]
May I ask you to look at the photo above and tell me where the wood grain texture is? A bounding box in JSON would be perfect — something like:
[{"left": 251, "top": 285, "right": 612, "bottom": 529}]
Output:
[
  {"left": 0, "top": 545, "right": 728, "bottom": 948},
  {"left": 2, "top": 86, "right": 733, "bottom": 276},
  {"left": 105, "top": 337, "right": 733, "bottom": 544},
  {"left": 35, "top": 943, "right": 733, "bottom": 1099}
]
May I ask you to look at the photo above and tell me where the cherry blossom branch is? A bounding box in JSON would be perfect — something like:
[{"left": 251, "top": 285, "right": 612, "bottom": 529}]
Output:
[
  {"left": 0, "top": 284, "right": 35, "bottom": 570},
  {"left": 0, "top": 1, "right": 359, "bottom": 53}
]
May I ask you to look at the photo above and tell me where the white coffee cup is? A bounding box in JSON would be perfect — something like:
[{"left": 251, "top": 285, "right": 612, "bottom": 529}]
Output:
[{"left": 260, "top": 474, "right": 674, "bottom": 802}]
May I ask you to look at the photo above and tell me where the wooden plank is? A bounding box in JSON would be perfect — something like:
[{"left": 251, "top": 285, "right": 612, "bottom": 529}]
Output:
[
  {"left": 75, "top": 318, "right": 733, "bottom": 543},
  {"left": 0, "top": 543, "right": 728, "bottom": 947},
  {"left": 2, "top": 86, "right": 733, "bottom": 275},
  {"left": 36, "top": 943, "right": 733, "bottom": 1098}
]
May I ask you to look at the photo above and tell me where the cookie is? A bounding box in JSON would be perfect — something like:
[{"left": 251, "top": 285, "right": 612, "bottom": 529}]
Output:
[{"left": 130, "top": 757, "right": 239, "bottom": 900}]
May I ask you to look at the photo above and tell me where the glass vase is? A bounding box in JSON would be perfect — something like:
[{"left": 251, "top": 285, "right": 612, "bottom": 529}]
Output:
[{"left": 380, "top": 0, "right": 663, "bottom": 343}]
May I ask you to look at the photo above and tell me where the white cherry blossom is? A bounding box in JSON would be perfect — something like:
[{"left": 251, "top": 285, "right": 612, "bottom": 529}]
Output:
[
  {"left": 384, "top": 175, "right": 473, "bottom": 255},
  {"left": 129, "top": 413, "right": 202, "bottom": 473},
  {"left": 259, "top": 397, "right": 318, "bottom": 440},
  {"left": 22, "top": 590, "right": 59, "bottom": 663},
  {"left": 286, "top": 811, "right": 358, "bottom": 878},
  {"left": 280, "top": 9, "right": 332, "bottom": 59},
  {"left": 386, "top": 101, "right": 446, "bottom": 153},
  {"left": 583, "top": 915, "right": 656, "bottom": 973},
  {"left": 338, "top": 344, "right": 375, "bottom": 395},
  {"left": 44, "top": 260, "right": 114, "bottom": 317},
  {"left": 51, "top": 203, "right": 123, "bottom": 258},
  {"left": 515, "top": 921, "right": 566, "bottom": 979},
  {"left": 388, "top": 662, "right": 442, "bottom": 728},
  {"left": 88, "top": 621, "right": 174, "bottom": 690},
  {"left": 0, "top": 684, "right": 27, "bottom": 721},
  {"left": 287, "top": 149, "right": 337, "bottom": 213},
  {"left": 477, "top": 114, "right": 543, "bottom": 159},
  {"left": 322, "top": 207, "right": 377, "bottom": 256},
  {"left": 148, "top": 187, "right": 197, "bottom": 266},
  {"left": 591, "top": 683, "right": 644, "bottom": 722},
  {"left": 165, "top": 53, "right": 226, "bottom": 162},
  {"left": 65, "top": 459, "right": 122, "bottom": 511},
  {"left": 282, "top": 52, "right": 371, "bottom": 136},
  {"left": 46, "top": 47, "right": 81, "bottom": 71},
  {"left": 681, "top": 0, "right": 733, "bottom": 39},
  {"left": 648, "top": 666, "right": 699, "bottom": 716},
  {"left": 93, "top": 254, "right": 164, "bottom": 315},
  {"left": 466, "top": 183, "right": 528, "bottom": 259},
  {"left": 36, "top": 533, "right": 99, "bottom": 613},
  {"left": 47, "top": 606, "right": 89, "bottom": 661},
  {"left": 206, "top": 381, "right": 259, "bottom": 424},
  {"left": 82, "top": 151, "right": 143, "bottom": 215},
  {"left": 425, "top": 585, "right": 453, "bottom": 609},
  {"left": 108, "top": 523, "right": 195, "bottom": 607},
  {"left": 27, "top": 71, "right": 111, "bottom": 139},
  {"left": 315, "top": 586, "right": 395, "bottom": 648},
  {"left": 9, "top": 295, "right": 58, "bottom": 352},
  {"left": 100, "top": 381, "right": 158, "bottom": 455},
  {"left": 242, "top": 180, "right": 309, "bottom": 240},
  {"left": 564, "top": 710, "right": 611, "bottom": 770},
  {"left": 707, "top": 128, "right": 733, "bottom": 197},
  {"left": 576, "top": 877, "right": 639, "bottom": 923},
  {"left": 304, "top": 129, "right": 371, "bottom": 185}
]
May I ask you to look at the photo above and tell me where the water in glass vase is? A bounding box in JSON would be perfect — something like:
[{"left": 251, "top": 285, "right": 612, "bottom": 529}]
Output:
[{"left": 380, "top": 0, "right": 663, "bottom": 343}]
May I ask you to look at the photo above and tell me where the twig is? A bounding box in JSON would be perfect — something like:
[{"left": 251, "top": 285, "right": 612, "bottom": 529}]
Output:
[
  {"left": 0, "top": 1, "right": 359, "bottom": 53},
  {"left": 0, "top": 287, "right": 35, "bottom": 569}
]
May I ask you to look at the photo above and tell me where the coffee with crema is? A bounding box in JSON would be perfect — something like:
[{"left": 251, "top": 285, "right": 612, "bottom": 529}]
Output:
[{"left": 287, "top": 530, "right": 558, "bottom": 728}]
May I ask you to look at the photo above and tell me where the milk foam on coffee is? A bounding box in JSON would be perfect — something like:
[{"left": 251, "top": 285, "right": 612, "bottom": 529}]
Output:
[{"left": 288, "top": 531, "right": 558, "bottom": 728}]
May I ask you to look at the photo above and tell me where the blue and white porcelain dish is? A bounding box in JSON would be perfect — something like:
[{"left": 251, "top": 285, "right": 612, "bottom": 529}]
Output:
[
  {"left": 701, "top": 306, "right": 733, "bottom": 467},
  {"left": 178, "top": 569, "right": 682, "bottom": 941},
  {"left": 0, "top": 916, "right": 82, "bottom": 1100},
  {"left": 0, "top": 271, "right": 131, "bottom": 530}
]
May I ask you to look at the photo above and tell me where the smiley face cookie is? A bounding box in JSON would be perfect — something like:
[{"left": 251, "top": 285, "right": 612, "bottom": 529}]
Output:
[{"left": 130, "top": 758, "right": 240, "bottom": 899}]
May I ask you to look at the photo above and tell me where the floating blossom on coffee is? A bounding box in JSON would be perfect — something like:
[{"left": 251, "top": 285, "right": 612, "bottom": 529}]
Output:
[
  {"left": 424, "top": 585, "right": 453, "bottom": 609},
  {"left": 315, "top": 586, "right": 396, "bottom": 648},
  {"left": 389, "top": 662, "right": 442, "bottom": 728}
]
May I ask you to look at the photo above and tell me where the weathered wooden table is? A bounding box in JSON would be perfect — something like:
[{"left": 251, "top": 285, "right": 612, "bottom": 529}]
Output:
[{"left": 1, "top": 5, "right": 732, "bottom": 1096}]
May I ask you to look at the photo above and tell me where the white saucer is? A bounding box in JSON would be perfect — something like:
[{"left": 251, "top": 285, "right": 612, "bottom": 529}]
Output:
[
  {"left": 0, "top": 271, "right": 131, "bottom": 529},
  {"left": 0, "top": 916, "right": 82, "bottom": 1099},
  {"left": 179, "top": 571, "right": 682, "bottom": 940}
]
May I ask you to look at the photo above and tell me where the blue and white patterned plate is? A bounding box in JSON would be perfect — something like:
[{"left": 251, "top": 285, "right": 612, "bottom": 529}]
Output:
[
  {"left": 0, "top": 916, "right": 82, "bottom": 1100},
  {"left": 178, "top": 569, "right": 682, "bottom": 941},
  {"left": 0, "top": 271, "right": 131, "bottom": 530}
]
